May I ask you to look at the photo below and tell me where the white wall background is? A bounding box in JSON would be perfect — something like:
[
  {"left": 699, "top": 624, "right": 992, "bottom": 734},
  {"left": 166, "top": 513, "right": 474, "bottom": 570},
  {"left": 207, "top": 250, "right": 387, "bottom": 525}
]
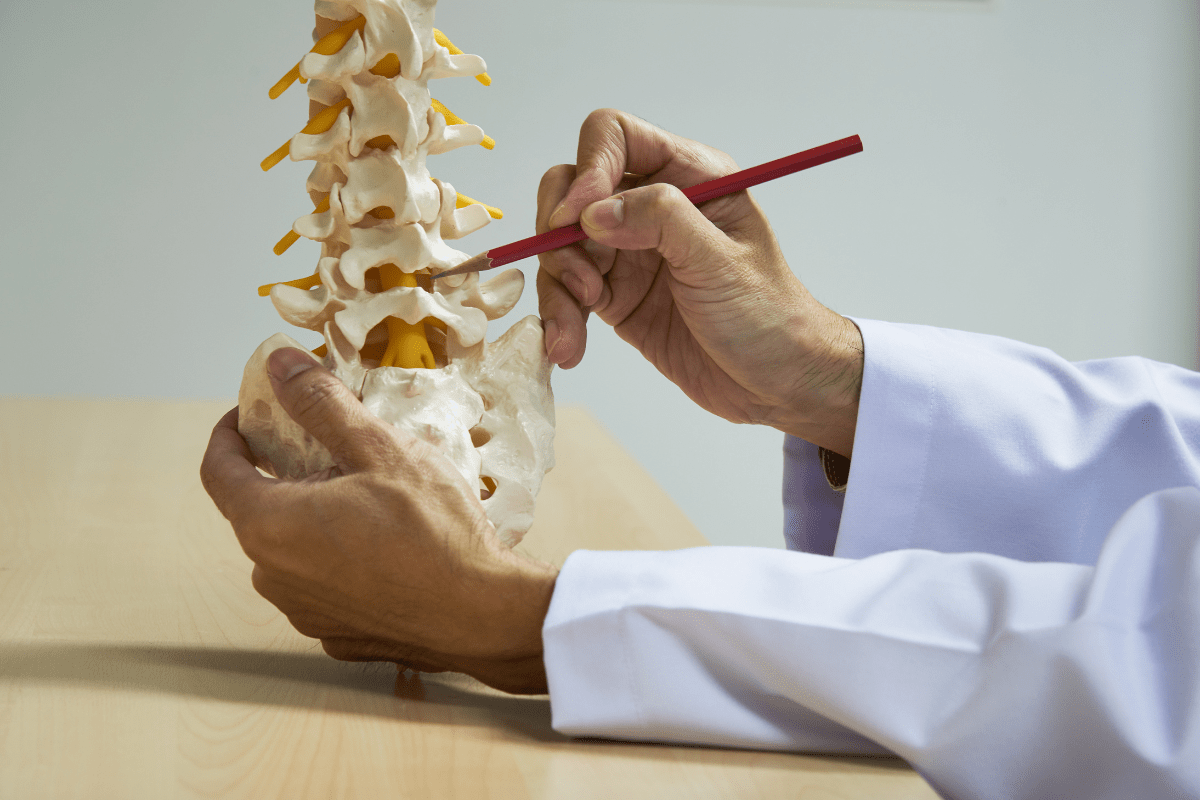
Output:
[{"left": 1, "top": 0, "right": 1196, "bottom": 549}]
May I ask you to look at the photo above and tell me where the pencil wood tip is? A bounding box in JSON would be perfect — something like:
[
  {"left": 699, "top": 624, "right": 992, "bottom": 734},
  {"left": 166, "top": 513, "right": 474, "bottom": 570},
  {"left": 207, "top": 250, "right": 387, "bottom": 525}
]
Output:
[{"left": 432, "top": 252, "right": 494, "bottom": 281}]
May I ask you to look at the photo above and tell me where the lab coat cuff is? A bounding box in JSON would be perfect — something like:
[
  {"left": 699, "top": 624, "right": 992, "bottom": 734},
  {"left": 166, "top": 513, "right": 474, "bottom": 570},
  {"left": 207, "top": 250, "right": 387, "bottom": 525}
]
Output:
[
  {"left": 544, "top": 550, "right": 645, "bottom": 737},
  {"left": 835, "top": 317, "right": 938, "bottom": 558},
  {"left": 543, "top": 548, "right": 892, "bottom": 753}
]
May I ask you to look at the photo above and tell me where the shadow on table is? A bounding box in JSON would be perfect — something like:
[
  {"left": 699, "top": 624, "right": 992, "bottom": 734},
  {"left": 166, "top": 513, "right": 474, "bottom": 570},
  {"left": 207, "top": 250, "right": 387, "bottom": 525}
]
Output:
[
  {"left": 0, "top": 641, "right": 924, "bottom": 782},
  {"left": 0, "top": 641, "right": 561, "bottom": 743},
  {"left": 569, "top": 735, "right": 919, "bottom": 779}
]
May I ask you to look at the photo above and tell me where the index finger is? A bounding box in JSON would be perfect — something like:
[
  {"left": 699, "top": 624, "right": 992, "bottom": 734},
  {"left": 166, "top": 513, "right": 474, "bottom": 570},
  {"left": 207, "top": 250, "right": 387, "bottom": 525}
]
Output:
[
  {"left": 200, "top": 407, "right": 279, "bottom": 526},
  {"left": 546, "top": 109, "right": 737, "bottom": 231}
]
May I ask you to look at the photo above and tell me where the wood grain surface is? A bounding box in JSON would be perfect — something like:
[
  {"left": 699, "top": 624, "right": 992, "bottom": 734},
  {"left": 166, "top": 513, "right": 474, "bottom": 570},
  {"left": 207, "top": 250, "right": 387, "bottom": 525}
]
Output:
[{"left": 0, "top": 398, "right": 937, "bottom": 799}]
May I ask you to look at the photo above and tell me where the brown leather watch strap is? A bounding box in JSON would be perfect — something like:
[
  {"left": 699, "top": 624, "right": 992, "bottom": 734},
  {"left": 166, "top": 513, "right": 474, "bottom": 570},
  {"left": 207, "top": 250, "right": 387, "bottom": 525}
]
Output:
[{"left": 819, "top": 447, "right": 851, "bottom": 492}]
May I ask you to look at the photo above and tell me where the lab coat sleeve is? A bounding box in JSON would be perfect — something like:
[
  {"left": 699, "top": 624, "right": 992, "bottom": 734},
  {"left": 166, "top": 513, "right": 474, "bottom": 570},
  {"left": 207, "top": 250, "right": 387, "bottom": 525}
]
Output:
[
  {"left": 544, "top": 487, "right": 1200, "bottom": 799},
  {"left": 833, "top": 318, "right": 1200, "bottom": 563},
  {"left": 543, "top": 320, "right": 1200, "bottom": 798}
]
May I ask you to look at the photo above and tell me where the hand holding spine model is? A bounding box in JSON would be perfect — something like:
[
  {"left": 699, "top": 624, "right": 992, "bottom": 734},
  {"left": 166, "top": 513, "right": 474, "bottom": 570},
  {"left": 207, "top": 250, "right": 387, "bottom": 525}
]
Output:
[{"left": 239, "top": 0, "right": 555, "bottom": 547}]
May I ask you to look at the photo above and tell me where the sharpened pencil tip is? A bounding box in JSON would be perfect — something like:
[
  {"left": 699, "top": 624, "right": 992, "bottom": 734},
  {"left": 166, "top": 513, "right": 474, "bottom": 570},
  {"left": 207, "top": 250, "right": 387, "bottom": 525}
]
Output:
[{"left": 432, "top": 251, "right": 494, "bottom": 281}]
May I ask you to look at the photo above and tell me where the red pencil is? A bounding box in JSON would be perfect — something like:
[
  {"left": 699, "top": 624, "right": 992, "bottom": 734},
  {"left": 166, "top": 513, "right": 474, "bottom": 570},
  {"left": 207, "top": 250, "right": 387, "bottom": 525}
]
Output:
[{"left": 432, "top": 134, "right": 863, "bottom": 280}]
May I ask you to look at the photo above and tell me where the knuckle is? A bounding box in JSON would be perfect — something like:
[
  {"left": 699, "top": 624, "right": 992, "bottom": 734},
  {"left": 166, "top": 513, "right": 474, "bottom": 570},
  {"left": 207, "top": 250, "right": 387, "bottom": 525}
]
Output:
[
  {"left": 198, "top": 444, "right": 214, "bottom": 485},
  {"left": 708, "top": 148, "right": 738, "bottom": 175},
  {"left": 291, "top": 374, "right": 341, "bottom": 423},
  {"left": 593, "top": 281, "right": 613, "bottom": 315},
  {"left": 638, "top": 185, "right": 706, "bottom": 266},
  {"left": 535, "top": 248, "right": 567, "bottom": 280},
  {"left": 645, "top": 181, "right": 681, "bottom": 204},
  {"left": 584, "top": 107, "right": 620, "bottom": 128},
  {"left": 579, "top": 110, "right": 628, "bottom": 173},
  {"left": 198, "top": 462, "right": 222, "bottom": 509},
  {"left": 539, "top": 287, "right": 578, "bottom": 327},
  {"left": 321, "top": 638, "right": 357, "bottom": 661},
  {"left": 290, "top": 377, "right": 359, "bottom": 457},
  {"left": 677, "top": 142, "right": 737, "bottom": 180},
  {"left": 356, "top": 426, "right": 397, "bottom": 466},
  {"left": 641, "top": 183, "right": 685, "bottom": 227},
  {"left": 234, "top": 493, "right": 296, "bottom": 566},
  {"left": 249, "top": 564, "right": 294, "bottom": 611},
  {"left": 538, "top": 164, "right": 574, "bottom": 193},
  {"left": 535, "top": 267, "right": 561, "bottom": 300},
  {"left": 250, "top": 564, "right": 271, "bottom": 596},
  {"left": 238, "top": 519, "right": 278, "bottom": 566},
  {"left": 288, "top": 614, "right": 327, "bottom": 640}
]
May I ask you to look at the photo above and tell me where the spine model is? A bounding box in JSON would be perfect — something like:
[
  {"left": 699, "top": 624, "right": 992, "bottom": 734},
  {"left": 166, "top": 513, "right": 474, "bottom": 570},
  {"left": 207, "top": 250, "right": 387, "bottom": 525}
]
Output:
[{"left": 239, "top": 0, "right": 555, "bottom": 546}]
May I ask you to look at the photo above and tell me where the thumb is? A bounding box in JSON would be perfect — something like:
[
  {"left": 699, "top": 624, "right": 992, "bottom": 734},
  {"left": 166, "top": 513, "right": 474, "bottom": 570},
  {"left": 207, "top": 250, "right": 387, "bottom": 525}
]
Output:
[
  {"left": 579, "top": 183, "right": 734, "bottom": 280},
  {"left": 266, "top": 347, "right": 387, "bottom": 472}
]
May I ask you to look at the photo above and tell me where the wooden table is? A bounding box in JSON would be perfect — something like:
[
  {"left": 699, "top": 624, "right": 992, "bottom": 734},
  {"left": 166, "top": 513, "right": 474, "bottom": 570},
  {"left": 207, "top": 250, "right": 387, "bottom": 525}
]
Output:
[{"left": 0, "top": 398, "right": 937, "bottom": 799}]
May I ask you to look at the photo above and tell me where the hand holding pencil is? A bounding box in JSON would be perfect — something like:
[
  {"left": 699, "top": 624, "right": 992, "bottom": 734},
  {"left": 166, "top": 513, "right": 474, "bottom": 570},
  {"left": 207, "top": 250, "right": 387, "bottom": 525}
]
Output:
[
  {"left": 531, "top": 109, "right": 864, "bottom": 459},
  {"left": 434, "top": 134, "right": 861, "bottom": 280}
]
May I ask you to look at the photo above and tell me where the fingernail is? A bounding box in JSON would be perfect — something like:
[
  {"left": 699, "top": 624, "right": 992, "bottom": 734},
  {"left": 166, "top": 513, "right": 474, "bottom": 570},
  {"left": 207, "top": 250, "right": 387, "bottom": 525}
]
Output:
[
  {"left": 562, "top": 272, "right": 591, "bottom": 307},
  {"left": 543, "top": 318, "right": 561, "bottom": 360},
  {"left": 580, "top": 197, "right": 623, "bottom": 231},
  {"left": 268, "top": 348, "right": 318, "bottom": 383},
  {"left": 547, "top": 202, "right": 570, "bottom": 230}
]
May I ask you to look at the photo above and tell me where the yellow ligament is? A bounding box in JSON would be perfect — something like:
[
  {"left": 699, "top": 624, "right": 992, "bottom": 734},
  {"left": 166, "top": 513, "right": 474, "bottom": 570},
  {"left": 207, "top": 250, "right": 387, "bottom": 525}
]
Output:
[
  {"left": 273, "top": 194, "right": 331, "bottom": 256},
  {"left": 378, "top": 264, "right": 435, "bottom": 369},
  {"left": 273, "top": 192, "right": 500, "bottom": 258},
  {"left": 455, "top": 192, "right": 503, "bottom": 220},
  {"left": 431, "top": 99, "right": 495, "bottom": 150},
  {"left": 262, "top": 98, "right": 352, "bottom": 171},
  {"left": 270, "top": 16, "right": 367, "bottom": 99},
  {"left": 267, "top": 19, "right": 493, "bottom": 96},
  {"left": 432, "top": 29, "right": 492, "bottom": 86},
  {"left": 262, "top": 20, "right": 494, "bottom": 367},
  {"left": 260, "top": 194, "right": 332, "bottom": 295},
  {"left": 258, "top": 271, "right": 321, "bottom": 298},
  {"left": 362, "top": 33, "right": 493, "bottom": 89}
]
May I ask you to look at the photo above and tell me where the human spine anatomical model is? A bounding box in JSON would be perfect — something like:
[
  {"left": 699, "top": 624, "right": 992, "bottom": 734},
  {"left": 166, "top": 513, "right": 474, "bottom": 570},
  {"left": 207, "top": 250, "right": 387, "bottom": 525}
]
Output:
[{"left": 239, "top": 0, "right": 555, "bottom": 546}]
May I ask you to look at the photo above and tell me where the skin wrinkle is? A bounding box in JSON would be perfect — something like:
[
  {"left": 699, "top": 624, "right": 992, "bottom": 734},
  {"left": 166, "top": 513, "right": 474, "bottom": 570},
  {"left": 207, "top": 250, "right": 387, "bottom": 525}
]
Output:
[
  {"left": 617, "top": 260, "right": 675, "bottom": 359},
  {"left": 768, "top": 316, "right": 863, "bottom": 450},
  {"left": 650, "top": 187, "right": 696, "bottom": 269},
  {"left": 289, "top": 378, "right": 353, "bottom": 458},
  {"left": 606, "top": 111, "right": 672, "bottom": 181}
]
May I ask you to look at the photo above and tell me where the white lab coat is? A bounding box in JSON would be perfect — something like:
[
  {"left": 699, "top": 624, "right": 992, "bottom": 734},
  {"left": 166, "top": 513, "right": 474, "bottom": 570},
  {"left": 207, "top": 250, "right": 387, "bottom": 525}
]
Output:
[{"left": 542, "top": 318, "right": 1200, "bottom": 799}]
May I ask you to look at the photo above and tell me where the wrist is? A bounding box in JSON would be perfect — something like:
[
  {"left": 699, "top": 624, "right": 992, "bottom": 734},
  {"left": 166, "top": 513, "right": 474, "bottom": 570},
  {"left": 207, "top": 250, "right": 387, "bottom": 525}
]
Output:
[
  {"left": 459, "top": 548, "right": 558, "bottom": 693},
  {"left": 766, "top": 306, "right": 863, "bottom": 457}
]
